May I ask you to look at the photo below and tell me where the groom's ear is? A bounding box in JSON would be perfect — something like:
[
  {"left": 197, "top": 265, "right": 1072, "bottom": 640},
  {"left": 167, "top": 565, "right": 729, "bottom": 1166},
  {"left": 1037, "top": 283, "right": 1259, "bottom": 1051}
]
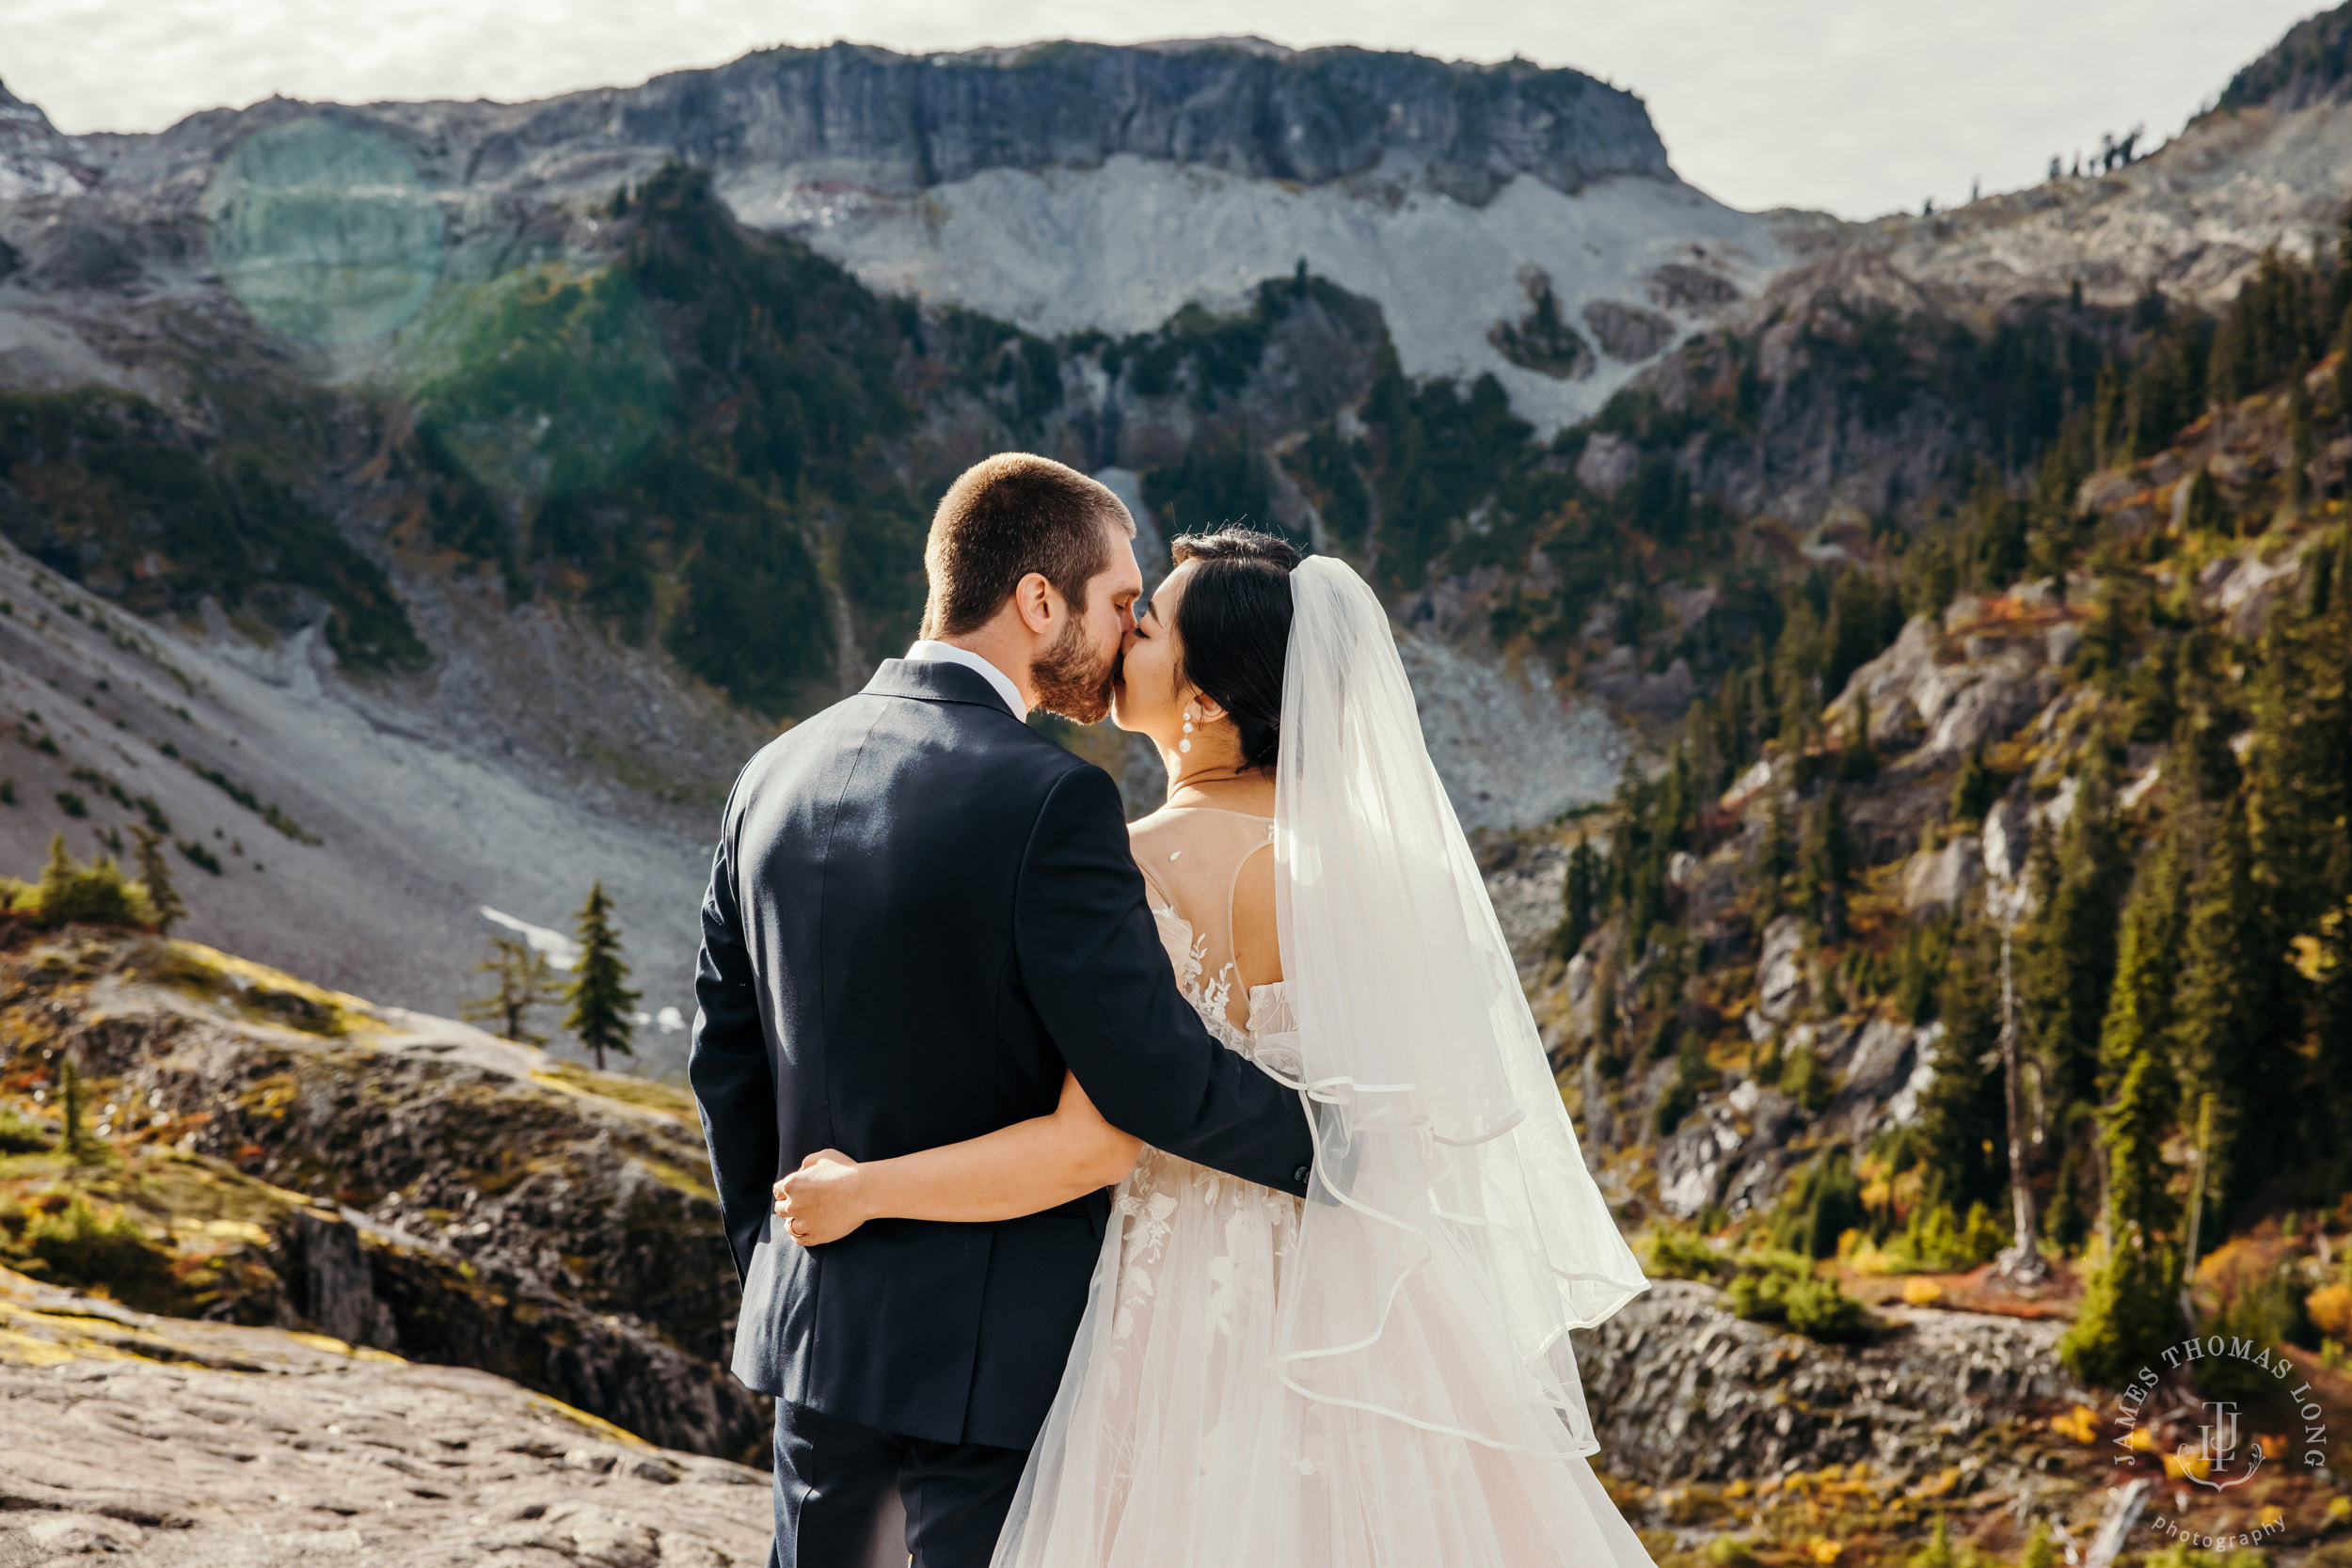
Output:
[{"left": 1010, "top": 570, "right": 1062, "bottom": 637}]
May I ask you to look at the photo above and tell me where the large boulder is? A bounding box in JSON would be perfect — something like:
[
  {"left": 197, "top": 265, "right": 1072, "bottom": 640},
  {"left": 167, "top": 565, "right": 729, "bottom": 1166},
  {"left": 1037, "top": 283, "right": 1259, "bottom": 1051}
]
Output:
[
  {"left": 1656, "top": 1103, "right": 1747, "bottom": 1219},
  {"left": 1827, "top": 613, "right": 2057, "bottom": 768},
  {"left": 1574, "top": 1280, "right": 2086, "bottom": 1488},
  {"left": 1901, "top": 834, "right": 1982, "bottom": 914},
  {"left": 1756, "top": 914, "right": 1807, "bottom": 1023}
]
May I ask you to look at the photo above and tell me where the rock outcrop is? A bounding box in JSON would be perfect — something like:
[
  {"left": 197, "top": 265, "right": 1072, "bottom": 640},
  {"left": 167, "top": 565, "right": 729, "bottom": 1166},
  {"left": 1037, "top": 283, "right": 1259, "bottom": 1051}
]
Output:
[
  {"left": 1576, "top": 1279, "right": 2086, "bottom": 1489},
  {"left": 469, "top": 41, "right": 1675, "bottom": 207},
  {"left": 0, "top": 1263, "right": 771, "bottom": 1566},
  {"left": 0, "top": 929, "right": 765, "bottom": 1463},
  {"left": 1827, "top": 610, "right": 2063, "bottom": 770}
]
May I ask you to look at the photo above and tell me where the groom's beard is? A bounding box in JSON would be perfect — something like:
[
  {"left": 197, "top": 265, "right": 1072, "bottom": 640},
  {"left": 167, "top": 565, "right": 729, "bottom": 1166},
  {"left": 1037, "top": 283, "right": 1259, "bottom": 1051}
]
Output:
[{"left": 1030, "top": 616, "right": 1118, "bottom": 724}]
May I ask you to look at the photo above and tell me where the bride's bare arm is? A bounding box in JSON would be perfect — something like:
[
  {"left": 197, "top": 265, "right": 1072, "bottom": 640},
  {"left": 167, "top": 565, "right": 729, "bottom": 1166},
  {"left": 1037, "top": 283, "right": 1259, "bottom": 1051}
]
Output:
[{"left": 772, "top": 1072, "right": 1140, "bottom": 1245}]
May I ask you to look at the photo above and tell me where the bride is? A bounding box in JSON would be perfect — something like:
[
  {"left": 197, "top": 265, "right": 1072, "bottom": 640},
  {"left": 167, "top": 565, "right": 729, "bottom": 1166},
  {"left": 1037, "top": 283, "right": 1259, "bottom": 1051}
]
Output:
[{"left": 776, "top": 531, "right": 1654, "bottom": 1567}]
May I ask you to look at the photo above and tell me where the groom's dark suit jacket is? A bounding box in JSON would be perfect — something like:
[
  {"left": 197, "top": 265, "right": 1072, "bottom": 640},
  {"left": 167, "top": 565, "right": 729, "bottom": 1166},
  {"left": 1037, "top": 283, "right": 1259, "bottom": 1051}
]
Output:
[{"left": 691, "top": 658, "right": 1314, "bottom": 1450}]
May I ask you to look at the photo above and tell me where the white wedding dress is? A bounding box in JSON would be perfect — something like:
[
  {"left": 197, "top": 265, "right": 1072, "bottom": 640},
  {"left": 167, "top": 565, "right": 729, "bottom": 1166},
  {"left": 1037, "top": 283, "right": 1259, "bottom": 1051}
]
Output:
[{"left": 992, "top": 561, "right": 1656, "bottom": 1568}]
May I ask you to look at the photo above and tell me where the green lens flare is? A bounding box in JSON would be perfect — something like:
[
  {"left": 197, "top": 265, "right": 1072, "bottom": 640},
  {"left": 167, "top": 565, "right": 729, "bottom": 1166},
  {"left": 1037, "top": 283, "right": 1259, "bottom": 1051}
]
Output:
[
  {"left": 205, "top": 118, "right": 443, "bottom": 346},
  {"left": 402, "top": 262, "right": 675, "bottom": 499}
]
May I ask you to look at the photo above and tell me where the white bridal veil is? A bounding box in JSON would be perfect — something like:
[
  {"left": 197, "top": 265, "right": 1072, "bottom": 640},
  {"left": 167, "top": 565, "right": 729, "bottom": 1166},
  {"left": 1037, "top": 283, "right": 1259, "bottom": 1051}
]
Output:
[{"left": 1267, "top": 555, "right": 1648, "bottom": 1454}]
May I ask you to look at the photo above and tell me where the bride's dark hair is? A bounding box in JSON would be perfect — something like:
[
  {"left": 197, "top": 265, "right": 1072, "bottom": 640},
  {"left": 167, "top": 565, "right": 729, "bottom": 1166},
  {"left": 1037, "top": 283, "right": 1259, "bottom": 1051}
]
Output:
[{"left": 1168, "top": 528, "right": 1303, "bottom": 772}]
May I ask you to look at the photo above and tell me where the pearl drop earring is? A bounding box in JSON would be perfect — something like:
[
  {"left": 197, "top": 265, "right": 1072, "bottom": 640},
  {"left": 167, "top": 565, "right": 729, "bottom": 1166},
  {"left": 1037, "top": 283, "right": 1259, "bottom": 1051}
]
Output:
[{"left": 1179, "top": 706, "right": 1196, "bottom": 754}]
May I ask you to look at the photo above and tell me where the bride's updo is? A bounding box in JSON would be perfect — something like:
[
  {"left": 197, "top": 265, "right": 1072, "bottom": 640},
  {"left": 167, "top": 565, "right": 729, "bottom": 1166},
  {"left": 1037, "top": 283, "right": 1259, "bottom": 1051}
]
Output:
[{"left": 1168, "top": 528, "right": 1303, "bottom": 772}]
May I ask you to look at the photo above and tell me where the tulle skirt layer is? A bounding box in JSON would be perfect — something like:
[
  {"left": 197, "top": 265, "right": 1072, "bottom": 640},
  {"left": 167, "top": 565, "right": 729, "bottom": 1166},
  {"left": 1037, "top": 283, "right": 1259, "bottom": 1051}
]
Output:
[{"left": 991, "top": 1149, "right": 1655, "bottom": 1568}]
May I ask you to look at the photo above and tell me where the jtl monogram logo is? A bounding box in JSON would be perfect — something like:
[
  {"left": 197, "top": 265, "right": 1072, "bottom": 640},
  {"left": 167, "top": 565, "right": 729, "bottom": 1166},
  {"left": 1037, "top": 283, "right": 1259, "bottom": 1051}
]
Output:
[{"left": 2176, "top": 1400, "right": 2265, "bottom": 1491}]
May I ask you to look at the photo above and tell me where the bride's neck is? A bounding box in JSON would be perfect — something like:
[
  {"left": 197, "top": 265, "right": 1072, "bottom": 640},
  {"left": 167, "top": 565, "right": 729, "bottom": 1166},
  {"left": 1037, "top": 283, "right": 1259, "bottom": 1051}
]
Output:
[{"left": 1164, "top": 766, "right": 1275, "bottom": 814}]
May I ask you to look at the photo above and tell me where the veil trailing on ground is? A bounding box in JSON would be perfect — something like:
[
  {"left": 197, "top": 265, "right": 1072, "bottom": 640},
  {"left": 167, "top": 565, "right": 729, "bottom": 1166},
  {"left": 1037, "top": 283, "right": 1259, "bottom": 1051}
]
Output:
[{"left": 1268, "top": 555, "right": 1648, "bottom": 1455}]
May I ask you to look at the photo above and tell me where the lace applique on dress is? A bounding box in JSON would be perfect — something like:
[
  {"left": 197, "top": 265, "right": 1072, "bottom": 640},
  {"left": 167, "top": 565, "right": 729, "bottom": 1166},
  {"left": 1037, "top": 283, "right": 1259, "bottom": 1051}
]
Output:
[{"left": 1118, "top": 814, "right": 1302, "bottom": 1382}]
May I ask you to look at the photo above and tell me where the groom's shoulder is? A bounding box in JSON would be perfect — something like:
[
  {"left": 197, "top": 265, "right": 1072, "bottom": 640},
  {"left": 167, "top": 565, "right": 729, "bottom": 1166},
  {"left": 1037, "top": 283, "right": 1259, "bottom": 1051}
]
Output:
[{"left": 735, "top": 681, "right": 1095, "bottom": 802}]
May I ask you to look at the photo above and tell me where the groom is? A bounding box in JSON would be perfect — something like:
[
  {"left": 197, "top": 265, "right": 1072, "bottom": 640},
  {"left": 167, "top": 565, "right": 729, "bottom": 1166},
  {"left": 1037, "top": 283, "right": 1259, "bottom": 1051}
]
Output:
[{"left": 691, "top": 453, "right": 1315, "bottom": 1568}]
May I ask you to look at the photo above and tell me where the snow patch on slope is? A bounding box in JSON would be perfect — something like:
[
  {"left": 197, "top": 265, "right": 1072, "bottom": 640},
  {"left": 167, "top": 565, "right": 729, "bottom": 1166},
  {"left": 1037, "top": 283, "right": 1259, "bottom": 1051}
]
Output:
[{"left": 733, "top": 157, "right": 1785, "bottom": 435}]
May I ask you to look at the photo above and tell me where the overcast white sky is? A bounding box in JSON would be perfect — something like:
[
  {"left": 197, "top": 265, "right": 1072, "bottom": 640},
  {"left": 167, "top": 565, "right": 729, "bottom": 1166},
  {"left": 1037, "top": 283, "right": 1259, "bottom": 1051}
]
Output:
[{"left": 0, "top": 0, "right": 2321, "bottom": 219}]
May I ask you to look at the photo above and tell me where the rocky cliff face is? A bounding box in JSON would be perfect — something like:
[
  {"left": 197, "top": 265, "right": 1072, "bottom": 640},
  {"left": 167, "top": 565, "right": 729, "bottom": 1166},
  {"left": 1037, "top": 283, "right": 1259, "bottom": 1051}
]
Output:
[{"left": 494, "top": 40, "right": 1672, "bottom": 205}]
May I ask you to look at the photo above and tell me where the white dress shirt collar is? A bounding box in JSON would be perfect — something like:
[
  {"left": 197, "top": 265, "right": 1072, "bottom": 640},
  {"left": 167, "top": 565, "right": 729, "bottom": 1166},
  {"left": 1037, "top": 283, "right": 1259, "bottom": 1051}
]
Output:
[{"left": 903, "top": 640, "right": 1028, "bottom": 721}]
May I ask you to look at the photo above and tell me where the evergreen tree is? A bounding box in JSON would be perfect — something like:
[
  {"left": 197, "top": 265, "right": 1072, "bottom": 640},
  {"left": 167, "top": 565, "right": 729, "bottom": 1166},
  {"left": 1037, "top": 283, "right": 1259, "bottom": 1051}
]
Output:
[
  {"left": 59, "top": 1053, "right": 88, "bottom": 1164},
  {"left": 1551, "top": 836, "right": 1601, "bottom": 962},
  {"left": 2078, "top": 575, "right": 2135, "bottom": 691},
  {"left": 1798, "top": 786, "right": 1857, "bottom": 942},
  {"left": 1912, "top": 1516, "right": 1956, "bottom": 1568},
  {"left": 1757, "top": 787, "right": 1797, "bottom": 919},
  {"left": 1775, "top": 1147, "right": 1866, "bottom": 1260},
  {"left": 2289, "top": 376, "right": 2315, "bottom": 508},
  {"left": 564, "top": 881, "right": 640, "bottom": 1071},
  {"left": 2091, "top": 361, "right": 2124, "bottom": 467},
  {"left": 2169, "top": 802, "right": 2279, "bottom": 1214},
  {"left": 2334, "top": 301, "right": 2352, "bottom": 415},
  {"left": 2246, "top": 528, "right": 2352, "bottom": 1182},
  {"left": 1916, "top": 919, "right": 2009, "bottom": 1217},
  {"left": 2064, "top": 826, "right": 2191, "bottom": 1385},
  {"left": 2018, "top": 767, "right": 2127, "bottom": 1117},
  {"left": 129, "top": 826, "right": 184, "bottom": 937},
  {"left": 2027, "top": 443, "right": 2083, "bottom": 584},
  {"left": 22, "top": 834, "right": 149, "bottom": 929},
  {"left": 463, "top": 935, "right": 560, "bottom": 1045},
  {"left": 2126, "top": 340, "right": 2187, "bottom": 458},
  {"left": 1949, "top": 748, "right": 1994, "bottom": 824}
]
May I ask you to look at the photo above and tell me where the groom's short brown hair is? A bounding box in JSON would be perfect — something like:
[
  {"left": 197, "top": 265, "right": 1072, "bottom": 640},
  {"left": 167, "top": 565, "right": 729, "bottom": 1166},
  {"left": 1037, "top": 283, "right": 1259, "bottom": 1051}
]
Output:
[{"left": 921, "top": 453, "right": 1135, "bottom": 638}]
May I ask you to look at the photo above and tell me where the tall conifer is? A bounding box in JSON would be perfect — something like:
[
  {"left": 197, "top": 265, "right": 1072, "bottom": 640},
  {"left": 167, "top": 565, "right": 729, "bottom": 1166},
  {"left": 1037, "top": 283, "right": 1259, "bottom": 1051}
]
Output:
[
  {"left": 564, "top": 882, "right": 640, "bottom": 1071},
  {"left": 2064, "top": 825, "right": 2190, "bottom": 1383},
  {"left": 2019, "top": 768, "right": 2126, "bottom": 1118},
  {"left": 129, "top": 826, "right": 184, "bottom": 937}
]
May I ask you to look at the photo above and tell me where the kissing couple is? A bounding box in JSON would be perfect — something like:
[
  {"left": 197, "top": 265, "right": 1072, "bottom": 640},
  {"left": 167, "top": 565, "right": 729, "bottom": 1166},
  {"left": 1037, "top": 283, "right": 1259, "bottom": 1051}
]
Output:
[{"left": 691, "top": 453, "right": 1654, "bottom": 1568}]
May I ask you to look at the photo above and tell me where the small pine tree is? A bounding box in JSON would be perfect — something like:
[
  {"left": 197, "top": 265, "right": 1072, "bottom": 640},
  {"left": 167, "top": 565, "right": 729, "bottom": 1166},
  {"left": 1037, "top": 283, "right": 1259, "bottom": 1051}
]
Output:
[
  {"left": 2289, "top": 377, "right": 2315, "bottom": 508},
  {"left": 1550, "top": 837, "right": 1600, "bottom": 962},
  {"left": 564, "top": 881, "right": 640, "bottom": 1071},
  {"left": 2018, "top": 767, "right": 2126, "bottom": 1117},
  {"left": 2062, "top": 829, "right": 2191, "bottom": 1386},
  {"left": 1799, "top": 786, "right": 1857, "bottom": 942},
  {"left": 129, "top": 826, "right": 185, "bottom": 937},
  {"left": 1757, "top": 788, "right": 1796, "bottom": 918},
  {"left": 2334, "top": 301, "right": 2352, "bottom": 415},
  {"left": 1917, "top": 920, "right": 2009, "bottom": 1216},
  {"left": 59, "top": 1053, "right": 87, "bottom": 1163},
  {"left": 1949, "top": 748, "right": 1994, "bottom": 823},
  {"left": 18, "top": 834, "right": 150, "bottom": 929},
  {"left": 462, "top": 935, "right": 559, "bottom": 1045},
  {"left": 1911, "top": 1515, "right": 1956, "bottom": 1568},
  {"left": 2170, "top": 802, "right": 2280, "bottom": 1212}
]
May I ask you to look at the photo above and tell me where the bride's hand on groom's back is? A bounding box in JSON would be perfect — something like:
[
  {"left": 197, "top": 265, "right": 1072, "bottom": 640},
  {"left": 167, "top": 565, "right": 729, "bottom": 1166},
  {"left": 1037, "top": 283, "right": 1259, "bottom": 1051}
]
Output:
[{"left": 774, "top": 1149, "right": 866, "bottom": 1246}]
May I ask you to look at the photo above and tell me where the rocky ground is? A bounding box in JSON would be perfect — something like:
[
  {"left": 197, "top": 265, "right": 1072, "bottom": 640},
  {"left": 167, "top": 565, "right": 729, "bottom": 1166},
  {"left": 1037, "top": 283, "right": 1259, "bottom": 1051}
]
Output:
[
  {"left": 0, "top": 1263, "right": 772, "bottom": 1567},
  {"left": 1580, "top": 1280, "right": 2084, "bottom": 1492},
  {"left": 1582, "top": 1280, "right": 2352, "bottom": 1568},
  {"left": 0, "top": 927, "right": 764, "bottom": 1464}
]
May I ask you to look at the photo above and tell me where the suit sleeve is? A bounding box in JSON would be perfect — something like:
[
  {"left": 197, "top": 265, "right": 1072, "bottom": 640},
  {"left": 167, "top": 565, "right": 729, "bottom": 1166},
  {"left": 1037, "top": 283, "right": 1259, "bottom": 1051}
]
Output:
[
  {"left": 688, "top": 801, "right": 780, "bottom": 1284},
  {"left": 1014, "top": 766, "right": 1313, "bottom": 1196}
]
